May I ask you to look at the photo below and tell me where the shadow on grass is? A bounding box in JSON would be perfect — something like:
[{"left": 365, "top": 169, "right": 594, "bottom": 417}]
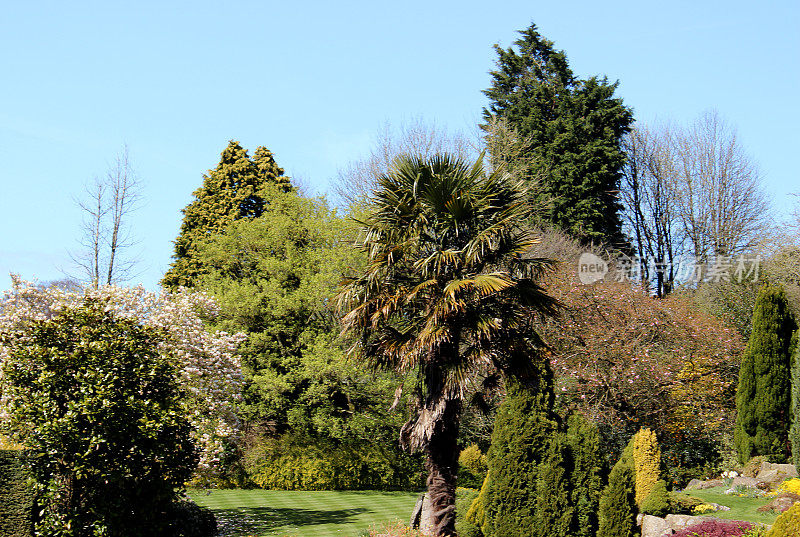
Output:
[{"left": 214, "top": 506, "right": 370, "bottom": 536}]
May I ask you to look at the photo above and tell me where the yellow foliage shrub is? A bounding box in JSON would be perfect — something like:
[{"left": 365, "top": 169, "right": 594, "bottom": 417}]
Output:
[
  {"left": 633, "top": 428, "right": 661, "bottom": 507},
  {"left": 779, "top": 478, "right": 800, "bottom": 495},
  {"left": 766, "top": 501, "right": 800, "bottom": 537}
]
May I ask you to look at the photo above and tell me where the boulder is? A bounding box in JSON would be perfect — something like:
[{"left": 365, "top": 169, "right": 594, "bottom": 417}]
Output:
[
  {"left": 684, "top": 479, "right": 724, "bottom": 491},
  {"left": 641, "top": 515, "right": 673, "bottom": 537},
  {"left": 759, "top": 462, "right": 798, "bottom": 478},
  {"left": 757, "top": 493, "right": 800, "bottom": 514},
  {"left": 664, "top": 514, "right": 713, "bottom": 531}
]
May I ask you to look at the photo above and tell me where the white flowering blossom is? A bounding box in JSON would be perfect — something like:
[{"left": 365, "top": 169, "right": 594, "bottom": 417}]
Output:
[{"left": 0, "top": 275, "right": 246, "bottom": 474}]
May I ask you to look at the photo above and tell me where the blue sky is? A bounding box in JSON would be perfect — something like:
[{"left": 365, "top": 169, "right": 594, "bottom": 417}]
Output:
[{"left": 1, "top": 1, "right": 798, "bottom": 290}]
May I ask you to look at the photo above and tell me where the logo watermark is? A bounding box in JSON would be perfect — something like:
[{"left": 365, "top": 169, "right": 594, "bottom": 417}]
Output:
[{"left": 577, "top": 253, "right": 762, "bottom": 285}]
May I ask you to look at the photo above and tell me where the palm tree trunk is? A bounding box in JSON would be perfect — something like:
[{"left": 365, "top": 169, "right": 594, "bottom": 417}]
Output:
[{"left": 424, "top": 396, "right": 462, "bottom": 537}]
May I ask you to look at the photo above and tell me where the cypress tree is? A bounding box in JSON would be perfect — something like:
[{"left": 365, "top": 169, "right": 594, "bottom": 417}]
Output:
[
  {"left": 534, "top": 432, "right": 574, "bottom": 537},
  {"left": 566, "top": 413, "right": 605, "bottom": 537},
  {"left": 481, "top": 362, "right": 562, "bottom": 537},
  {"left": 632, "top": 428, "right": 661, "bottom": 508},
  {"left": 790, "top": 330, "right": 800, "bottom": 468},
  {"left": 735, "top": 284, "right": 797, "bottom": 463},
  {"left": 598, "top": 437, "right": 637, "bottom": 537},
  {"left": 162, "top": 141, "right": 291, "bottom": 288},
  {"left": 483, "top": 23, "right": 633, "bottom": 245}
]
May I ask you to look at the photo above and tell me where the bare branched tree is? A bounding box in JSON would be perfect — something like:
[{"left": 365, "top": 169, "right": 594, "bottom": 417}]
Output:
[
  {"left": 68, "top": 146, "right": 143, "bottom": 287},
  {"left": 622, "top": 112, "right": 772, "bottom": 295},
  {"left": 673, "top": 110, "right": 771, "bottom": 261},
  {"left": 332, "top": 118, "right": 475, "bottom": 208}
]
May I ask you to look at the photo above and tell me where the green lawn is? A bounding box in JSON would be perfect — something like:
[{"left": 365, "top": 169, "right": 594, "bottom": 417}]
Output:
[
  {"left": 688, "top": 486, "right": 780, "bottom": 526},
  {"left": 188, "top": 489, "right": 420, "bottom": 537}
]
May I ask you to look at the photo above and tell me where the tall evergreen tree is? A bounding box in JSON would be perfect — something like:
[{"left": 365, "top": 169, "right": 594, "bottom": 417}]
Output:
[
  {"left": 566, "top": 413, "right": 605, "bottom": 537},
  {"left": 791, "top": 331, "right": 800, "bottom": 468},
  {"left": 598, "top": 438, "right": 637, "bottom": 537},
  {"left": 483, "top": 23, "right": 633, "bottom": 245},
  {"left": 162, "top": 141, "right": 291, "bottom": 288},
  {"left": 735, "top": 284, "right": 797, "bottom": 463}
]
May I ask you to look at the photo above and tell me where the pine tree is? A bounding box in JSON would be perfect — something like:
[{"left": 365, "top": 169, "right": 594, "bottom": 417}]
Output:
[
  {"left": 483, "top": 23, "right": 633, "bottom": 245},
  {"left": 566, "top": 413, "right": 605, "bottom": 537},
  {"left": 162, "top": 141, "right": 291, "bottom": 288},
  {"left": 598, "top": 437, "right": 637, "bottom": 537},
  {"left": 735, "top": 284, "right": 797, "bottom": 463}
]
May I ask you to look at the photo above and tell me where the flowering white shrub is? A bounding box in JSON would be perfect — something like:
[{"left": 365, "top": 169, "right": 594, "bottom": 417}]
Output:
[{"left": 0, "top": 275, "right": 245, "bottom": 474}]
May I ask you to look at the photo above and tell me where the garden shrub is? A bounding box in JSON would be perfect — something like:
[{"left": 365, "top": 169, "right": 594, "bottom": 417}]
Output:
[
  {"left": 0, "top": 449, "right": 35, "bottom": 537},
  {"left": 465, "top": 478, "right": 489, "bottom": 535},
  {"left": 766, "top": 501, "right": 800, "bottom": 537},
  {"left": 243, "top": 435, "right": 423, "bottom": 490},
  {"left": 640, "top": 479, "right": 669, "bottom": 517},
  {"left": 459, "top": 444, "right": 488, "bottom": 489},
  {"left": 633, "top": 427, "right": 661, "bottom": 507},
  {"left": 667, "top": 492, "right": 704, "bottom": 514},
  {"left": 597, "top": 436, "right": 637, "bottom": 537},
  {"left": 743, "top": 456, "right": 769, "bottom": 478},
  {"left": 672, "top": 519, "right": 753, "bottom": 537},
  {"left": 778, "top": 478, "right": 800, "bottom": 494},
  {"left": 455, "top": 487, "right": 483, "bottom": 537}
]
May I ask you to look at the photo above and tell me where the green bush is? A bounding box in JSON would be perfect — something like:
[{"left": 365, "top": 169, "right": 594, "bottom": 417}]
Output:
[
  {"left": 566, "top": 413, "right": 605, "bottom": 537},
  {"left": 455, "top": 487, "right": 483, "bottom": 537},
  {"left": 458, "top": 445, "right": 488, "bottom": 489},
  {"left": 640, "top": 480, "right": 669, "bottom": 517},
  {"left": 242, "top": 436, "right": 423, "bottom": 490},
  {"left": 668, "top": 492, "right": 704, "bottom": 514},
  {"left": 0, "top": 450, "right": 35, "bottom": 537},
  {"left": 165, "top": 499, "right": 217, "bottom": 537},
  {"left": 766, "top": 501, "right": 800, "bottom": 537}
]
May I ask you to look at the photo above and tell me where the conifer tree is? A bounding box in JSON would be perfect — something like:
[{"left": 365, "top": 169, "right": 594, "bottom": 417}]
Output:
[
  {"left": 598, "top": 437, "right": 637, "bottom": 537},
  {"left": 789, "top": 330, "right": 800, "bottom": 468},
  {"left": 632, "top": 428, "right": 661, "bottom": 508},
  {"left": 162, "top": 141, "right": 291, "bottom": 288},
  {"left": 481, "top": 365, "right": 561, "bottom": 537},
  {"left": 533, "top": 432, "right": 574, "bottom": 537},
  {"left": 483, "top": 23, "right": 633, "bottom": 245},
  {"left": 566, "top": 413, "right": 605, "bottom": 537},
  {"left": 735, "top": 284, "right": 797, "bottom": 463}
]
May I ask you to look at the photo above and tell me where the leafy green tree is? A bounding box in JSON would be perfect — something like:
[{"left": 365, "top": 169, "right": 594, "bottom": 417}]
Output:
[
  {"left": 735, "top": 284, "right": 797, "bottom": 463},
  {"left": 162, "top": 141, "right": 291, "bottom": 288},
  {"left": 483, "top": 23, "right": 633, "bottom": 244},
  {"left": 337, "top": 154, "right": 558, "bottom": 537},
  {"left": 1, "top": 301, "right": 199, "bottom": 537},
  {"left": 195, "top": 183, "right": 403, "bottom": 445}
]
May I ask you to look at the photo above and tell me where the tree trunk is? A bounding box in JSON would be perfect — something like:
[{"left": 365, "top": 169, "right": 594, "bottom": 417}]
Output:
[{"left": 423, "top": 396, "right": 461, "bottom": 537}]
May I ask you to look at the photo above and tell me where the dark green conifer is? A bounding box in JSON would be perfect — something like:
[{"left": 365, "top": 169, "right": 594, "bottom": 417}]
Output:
[
  {"left": 162, "top": 141, "right": 291, "bottom": 288},
  {"left": 735, "top": 284, "right": 797, "bottom": 463},
  {"left": 566, "top": 413, "right": 605, "bottom": 537},
  {"left": 598, "top": 437, "right": 637, "bottom": 537},
  {"left": 791, "top": 330, "right": 800, "bottom": 468},
  {"left": 483, "top": 23, "right": 633, "bottom": 245}
]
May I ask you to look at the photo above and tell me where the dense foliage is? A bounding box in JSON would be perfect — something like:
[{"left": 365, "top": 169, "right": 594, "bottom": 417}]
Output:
[
  {"left": 566, "top": 412, "right": 605, "bottom": 537},
  {"left": 735, "top": 284, "right": 796, "bottom": 463},
  {"left": 632, "top": 428, "right": 661, "bottom": 507},
  {"left": 0, "top": 450, "right": 35, "bottom": 537},
  {"left": 162, "top": 141, "right": 292, "bottom": 288},
  {"left": 1, "top": 302, "right": 199, "bottom": 536},
  {"left": 672, "top": 520, "right": 753, "bottom": 537},
  {"left": 791, "top": 331, "right": 800, "bottom": 468},
  {"left": 767, "top": 501, "right": 800, "bottom": 537},
  {"left": 0, "top": 277, "right": 244, "bottom": 476},
  {"left": 483, "top": 23, "right": 633, "bottom": 244}
]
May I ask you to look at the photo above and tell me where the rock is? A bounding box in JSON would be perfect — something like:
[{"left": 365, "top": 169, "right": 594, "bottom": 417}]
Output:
[
  {"left": 418, "top": 493, "right": 435, "bottom": 536},
  {"left": 409, "top": 493, "right": 425, "bottom": 529},
  {"left": 664, "top": 514, "right": 714, "bottom": 531},
  {"left": 759, "top": 462, "right": 798, "bottom": 478},
  {"left": 641, "top": 515, "right": 673, "bottom": 537},
  {"left": 758, "top": 493, "right": 800, "bottom": 513},
  {"left": 756, "top": 468, "right": 795, "bottom": 485},
  {"left": 707, "top": 502, "right": 731, "bottom": 511},
  {"left": 684, "top": 479, "right": 724, "bottom": 491}
]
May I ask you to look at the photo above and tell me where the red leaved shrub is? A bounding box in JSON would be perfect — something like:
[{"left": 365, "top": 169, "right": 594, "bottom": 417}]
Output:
[{"left": 672, "top": 519, "right": 753, "bottom": 537}]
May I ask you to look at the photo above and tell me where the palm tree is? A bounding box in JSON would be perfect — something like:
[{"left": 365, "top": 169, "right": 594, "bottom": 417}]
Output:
[{"left": 337, "top": 153, "right": 558, "bottom": 537}]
